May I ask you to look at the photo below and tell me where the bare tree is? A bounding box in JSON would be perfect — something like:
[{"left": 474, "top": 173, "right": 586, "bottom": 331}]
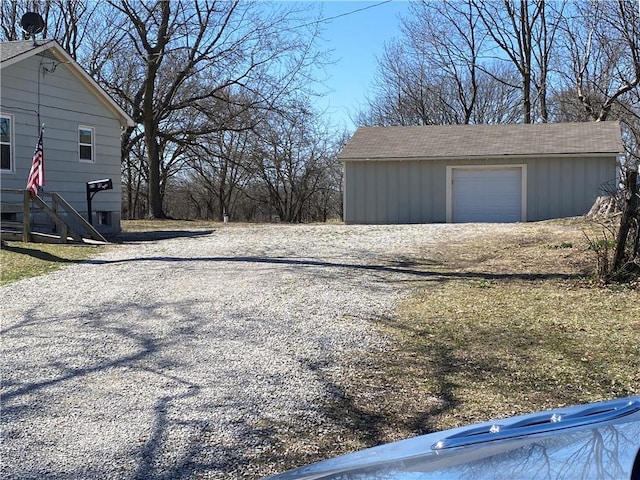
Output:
[
  {"left": 359, "top": 40, "right": 445, "bottom": 126},
  {"left": 360, "top": 0, "right": 481, "bottom": 126},
  {"left": 249, "top": 105, "right": 338, "bottom": 223},
  {"left": 472, "top": 0, "right": 564, "bottom": 124},
  {"left": 403, "top": 0, "right": 485, "bottom": 124},
  {"left": 1, "top": 0, "right": 20, "bottom": 40},
  {"left": 559, "top": 0, "right": 639, "bottom": 123},
  {"left": 186, "top": 126, "right": 254, "bottom": 221},
  {"left": 472, "top": 63, "right": 522, "bottom": 124},
  {"left": 1, "top": 0, "right": 95, "bottom": 58},
  {"left": 89, "top": 0, "right": 323, "bottom": 218},
  {"left": 359, "top": 0, "right": 523, "bottom": 127},
  {"left": 531, "top": 0, "right": 565, "bottom": 122},
  {"left": 171, "top": 91, "right": 343, "bottom": 223}
]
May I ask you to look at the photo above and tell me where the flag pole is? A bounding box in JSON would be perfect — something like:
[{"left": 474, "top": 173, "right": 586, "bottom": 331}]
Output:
[
  {"left": 40, "top": 124, "right": 44, "bottom": 190},
  {"left": 26, "top": 124, "right": 45, "bottom": 196}
]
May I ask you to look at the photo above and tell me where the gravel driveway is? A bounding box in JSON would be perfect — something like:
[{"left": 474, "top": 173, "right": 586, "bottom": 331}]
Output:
[{"left": 1, "top": 223, "right": 504, "bottom": 479}]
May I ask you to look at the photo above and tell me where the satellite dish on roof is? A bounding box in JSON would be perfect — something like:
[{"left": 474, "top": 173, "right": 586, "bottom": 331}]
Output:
[{"left": 20, "top": 12, "right": 45, "bottom": 44}]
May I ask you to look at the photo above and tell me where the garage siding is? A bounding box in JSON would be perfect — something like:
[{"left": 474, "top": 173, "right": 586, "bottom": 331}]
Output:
[
  {"left": 527, "top": 156, "right": 615, "bottom": 221},
  {"left": 344, "top": 160, "right": 447, "bottom": 224},
  {"left": 344, "top": 156, "right": 617, "bottom": 224}
]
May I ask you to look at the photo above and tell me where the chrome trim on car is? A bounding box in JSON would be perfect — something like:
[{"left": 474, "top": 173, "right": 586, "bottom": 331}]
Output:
[{"left": 432, "top": 397, "right": 640, "bottom": 450}]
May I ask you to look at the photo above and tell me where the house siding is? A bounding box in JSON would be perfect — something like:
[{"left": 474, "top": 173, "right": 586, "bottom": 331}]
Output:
[
  {"left": 344, "top": 155, "right": 617, "bottom": 224},
  {"left": 1, "top": 52, "right": 122, "bottom": 232}
]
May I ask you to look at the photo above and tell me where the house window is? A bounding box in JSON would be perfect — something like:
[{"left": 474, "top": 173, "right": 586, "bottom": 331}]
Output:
[
  {"left": 1, "top": 212, "right": 17, "bottom": 223},
  {"left": 79, "top": 126, "right": 94, "bottom": 162},
  {"left": 96, "top": 211, "right": 111, "bottom": 225},
  {"left": 1, "top": 114, "right": 14, "bottom": 171}
]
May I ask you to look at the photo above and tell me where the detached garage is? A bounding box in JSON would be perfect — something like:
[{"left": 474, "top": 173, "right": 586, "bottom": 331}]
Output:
[{"left": 339, "top": 122, "right": 623, "bottom": 224}]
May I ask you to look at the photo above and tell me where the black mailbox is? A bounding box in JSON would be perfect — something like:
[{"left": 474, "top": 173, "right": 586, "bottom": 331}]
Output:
[
  {"left": 87, "top": 179, "right": 113, "bottom": 193},
  {"left": 86, "top": 178, "right": 113, "bottom": 225}
]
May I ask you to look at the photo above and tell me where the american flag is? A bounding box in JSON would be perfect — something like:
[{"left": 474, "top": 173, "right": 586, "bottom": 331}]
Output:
[{"left": 26, "top": 128, "right": 44, "bottom": 195}]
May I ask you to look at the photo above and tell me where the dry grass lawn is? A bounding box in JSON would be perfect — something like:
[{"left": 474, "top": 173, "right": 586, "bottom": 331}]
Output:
[
  {"left": 315, "top": 218, "right": 640, "bottom": 456},
  {"left": 0, "top": 242, "right": 103, "bottom": 285},
  {"left": 120, "top": 218, "right": 220, "bottom": 232}
]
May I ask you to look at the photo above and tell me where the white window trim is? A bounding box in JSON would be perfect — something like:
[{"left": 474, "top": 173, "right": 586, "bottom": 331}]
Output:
[
  {"left": 446, "top": 164, "right": 527, "bottom": 223},
  {"left": 79, "top": 125, "right": 95, "bottom": 163},
  {"left": 1, "top": 113, "right": 15, "bottom": 173}
]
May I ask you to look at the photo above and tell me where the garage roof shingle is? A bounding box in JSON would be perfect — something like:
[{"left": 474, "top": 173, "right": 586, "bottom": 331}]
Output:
[{"left": 339, "top": 122, "right": 623, "bottom": 160}]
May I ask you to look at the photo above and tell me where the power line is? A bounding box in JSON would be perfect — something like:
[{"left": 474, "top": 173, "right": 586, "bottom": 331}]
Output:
[
  {"left": 296, "top": 0, "right": 392, "bottom": 29},
  {"left": 319, "top": 0, "right": 392, "bottom": 24}
]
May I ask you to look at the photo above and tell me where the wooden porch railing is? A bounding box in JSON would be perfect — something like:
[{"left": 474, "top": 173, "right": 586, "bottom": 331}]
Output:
[{"left": 0, "top": 189, "right": 107, "bottom": 244}]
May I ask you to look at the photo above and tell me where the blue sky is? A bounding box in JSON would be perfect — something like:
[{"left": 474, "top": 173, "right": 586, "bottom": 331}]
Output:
[{"left": 311, "top": 1, "right": 411, "bottom": 131}]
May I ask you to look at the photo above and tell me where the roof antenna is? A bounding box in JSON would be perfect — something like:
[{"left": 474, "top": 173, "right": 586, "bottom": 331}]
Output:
[{"left": 20, "top": 12, "right": 45, "bottom": 46}]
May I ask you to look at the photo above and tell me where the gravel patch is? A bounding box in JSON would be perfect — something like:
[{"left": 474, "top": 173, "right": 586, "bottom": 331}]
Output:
[{"left": 1, "top": 223, "right": 511, "bottom": 479}]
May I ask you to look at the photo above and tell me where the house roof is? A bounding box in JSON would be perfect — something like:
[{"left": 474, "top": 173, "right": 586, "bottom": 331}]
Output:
[
  {"left": 339, "top": 122, "right": 624, "bottom": 160},
  {"left": 1, "top": 39, "right": 135, "bottom": 127},
  {"left": 0, "top": 40, "right": 43, "bottom": 62}
]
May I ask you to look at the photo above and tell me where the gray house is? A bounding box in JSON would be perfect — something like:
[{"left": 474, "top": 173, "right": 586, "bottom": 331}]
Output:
[
  {"left": 340, "top": 122, "right": 623, "bottom": 224},
  {"left": 1, "top": 39, "right": 134, "bottom": 234}
]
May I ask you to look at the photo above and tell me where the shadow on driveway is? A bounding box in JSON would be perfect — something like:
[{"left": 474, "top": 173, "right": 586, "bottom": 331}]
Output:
[
  {"left": 108, "top": 229, "right": 214, "bottom": 243},
  {"left": 87, "top": 254, "right": 579, "bottom": 284}
]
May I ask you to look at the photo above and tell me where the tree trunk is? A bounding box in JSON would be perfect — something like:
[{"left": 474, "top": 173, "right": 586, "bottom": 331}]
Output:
[
  {"left": 613, "top": 169, "right": 639, "bottom": 273},
  {"left": 522, "top": 71, "right": 532, "bottom": 124},
  {"left": 146, "top": 131, "right": 163, "bottom": 218}
]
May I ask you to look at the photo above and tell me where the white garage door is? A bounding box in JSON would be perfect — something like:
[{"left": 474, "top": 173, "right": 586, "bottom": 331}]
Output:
[{"left": 452, "top": 167, "right": 523, "bottom": 223}]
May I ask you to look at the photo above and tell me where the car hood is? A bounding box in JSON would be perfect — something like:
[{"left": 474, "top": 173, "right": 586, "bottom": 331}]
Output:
[{"left": 266, "top": 396, "right": 640, "bottom": 479}]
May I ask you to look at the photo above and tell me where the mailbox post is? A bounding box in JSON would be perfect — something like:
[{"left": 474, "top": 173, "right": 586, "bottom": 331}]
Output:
[{"left": 86, "top": 178, "right": 113, "bottom": 225}]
